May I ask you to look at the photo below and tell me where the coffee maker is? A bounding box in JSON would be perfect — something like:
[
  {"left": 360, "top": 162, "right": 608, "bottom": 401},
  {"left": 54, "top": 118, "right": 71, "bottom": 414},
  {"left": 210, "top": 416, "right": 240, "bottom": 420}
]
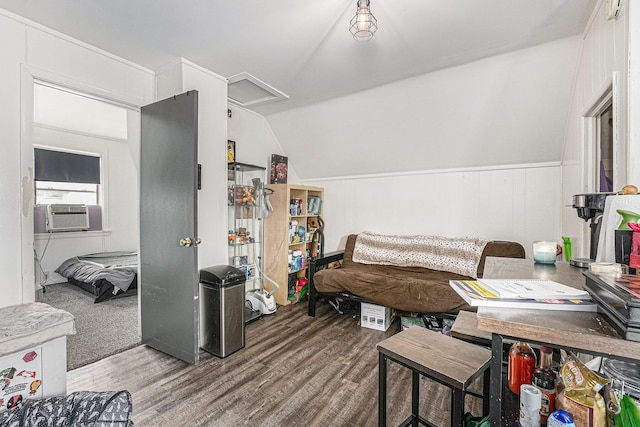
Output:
[{"left": 571, "top": 192, "right": 614, "bottom": 267}]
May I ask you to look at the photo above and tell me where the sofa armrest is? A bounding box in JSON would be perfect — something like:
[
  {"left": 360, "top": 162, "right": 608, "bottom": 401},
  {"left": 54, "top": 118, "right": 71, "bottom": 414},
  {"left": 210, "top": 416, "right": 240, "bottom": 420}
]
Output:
[
  {"left": 309, "top": 250, "right": 344, "bottom": 272},
  {"left": 308, "top": 250, "right": 345, "bottom": 317}
]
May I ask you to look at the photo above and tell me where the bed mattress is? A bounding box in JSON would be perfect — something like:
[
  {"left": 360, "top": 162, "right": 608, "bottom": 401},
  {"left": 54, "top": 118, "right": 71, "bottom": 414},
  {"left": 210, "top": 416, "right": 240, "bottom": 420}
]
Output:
[{"left": 55, "top": 251, "right": 138, "bottom": 303}]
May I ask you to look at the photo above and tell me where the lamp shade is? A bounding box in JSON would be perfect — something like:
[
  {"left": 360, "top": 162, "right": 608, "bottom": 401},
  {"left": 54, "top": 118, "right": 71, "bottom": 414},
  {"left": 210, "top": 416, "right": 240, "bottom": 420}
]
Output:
[{"left": 349, "top": 0, "right": 377, "bottom": 42}]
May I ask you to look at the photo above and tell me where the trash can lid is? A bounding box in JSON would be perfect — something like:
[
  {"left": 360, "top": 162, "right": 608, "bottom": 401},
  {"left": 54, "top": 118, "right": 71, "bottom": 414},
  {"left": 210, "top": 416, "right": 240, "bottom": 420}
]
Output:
[{"left": 200, "top": 265, "right": 246, "bottom": 286}]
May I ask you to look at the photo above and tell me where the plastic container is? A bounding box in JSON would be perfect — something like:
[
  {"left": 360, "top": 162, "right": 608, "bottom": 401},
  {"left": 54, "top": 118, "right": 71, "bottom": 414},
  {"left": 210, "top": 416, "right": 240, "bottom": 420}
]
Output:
[
  {"left": 519, "top": 384, "right": 542, "bottom": 426},
  {"left": 562, "top": 237, "right": 572, "bottom": 262},
  {"left": 508, "top": 341, "right": 537, "bottom": 394},
  {"left": 601, "top": 358, "right": 640, "bottom": 399},
  {"left": 548, "top": 410, "right": 576, "bottom": 427}
]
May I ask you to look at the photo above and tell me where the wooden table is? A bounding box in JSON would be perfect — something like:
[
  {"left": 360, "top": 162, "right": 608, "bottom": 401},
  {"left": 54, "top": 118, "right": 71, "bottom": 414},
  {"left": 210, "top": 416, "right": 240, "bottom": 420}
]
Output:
[
  {"left": 481, "top": 256, "right": 585, "bottom": 289},
  {"left": 478, "top": 257, "right": 640, "bottom": 426}
]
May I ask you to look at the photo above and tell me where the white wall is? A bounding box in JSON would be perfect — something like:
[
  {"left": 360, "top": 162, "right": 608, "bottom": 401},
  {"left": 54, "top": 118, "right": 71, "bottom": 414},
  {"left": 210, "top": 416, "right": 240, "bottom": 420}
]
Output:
[
  {"left": 0, "top": 13, "right": 26, "bottom": 308},
  {"left": 227, "top": 105, "right": 299, "bottom": 183},
  {"left": 560, "top": 1, "right": 630, "bottom": 258},
  {"left": 266, "top": 36, "right": 581, "bottom": 181},
  {"left": 263, "top": 36, "right": 579, "bottom": 255},
  {"left": 0, "top": 9, "right": 154, "bottom": 308},
  {"left": 630, "top": 2, "right": 640, "bottom": 187},
  {"left": 33, "top": 126, "right": 138, "bottom": 284},
  {"left": 304, "top": 164, "right": 561, "bottom": 257}
]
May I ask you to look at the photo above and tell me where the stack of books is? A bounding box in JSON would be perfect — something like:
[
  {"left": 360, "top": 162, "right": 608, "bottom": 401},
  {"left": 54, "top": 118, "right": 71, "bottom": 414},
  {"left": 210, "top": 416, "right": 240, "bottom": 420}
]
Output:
[{"left": 449, "top": 279, "right": 597, "bottom": 312}]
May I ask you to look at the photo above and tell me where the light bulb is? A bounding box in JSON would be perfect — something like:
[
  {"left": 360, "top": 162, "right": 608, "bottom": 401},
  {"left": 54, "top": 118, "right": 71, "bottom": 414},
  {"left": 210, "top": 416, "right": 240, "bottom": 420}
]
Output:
[{"left": 349, "top": 0, "right": 377, "bottom": 42}]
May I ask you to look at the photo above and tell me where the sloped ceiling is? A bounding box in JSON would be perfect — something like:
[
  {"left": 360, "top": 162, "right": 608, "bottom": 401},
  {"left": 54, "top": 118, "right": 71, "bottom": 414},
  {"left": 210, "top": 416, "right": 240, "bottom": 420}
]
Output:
[
  {"left": 0, "top": 0, "right": 599, "bottom": 178},
  {"left": 0, "top": 0, "right": 596, "bottom": 115},
  {"left": 268, "top": 36, "right": 582, "bottom": 179}
]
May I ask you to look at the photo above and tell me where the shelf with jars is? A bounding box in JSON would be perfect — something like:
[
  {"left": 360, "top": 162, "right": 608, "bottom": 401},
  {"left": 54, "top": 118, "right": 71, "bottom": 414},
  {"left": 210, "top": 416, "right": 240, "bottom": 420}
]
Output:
[{"left": 227, "top": 162, "right": 267, "bottom": 322}]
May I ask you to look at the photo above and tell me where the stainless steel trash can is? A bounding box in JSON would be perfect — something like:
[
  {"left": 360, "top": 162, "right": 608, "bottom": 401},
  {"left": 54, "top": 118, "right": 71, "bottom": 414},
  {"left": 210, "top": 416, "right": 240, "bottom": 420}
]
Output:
[{"left": 200, "top": 265, "right": 246, "bottom": 358}]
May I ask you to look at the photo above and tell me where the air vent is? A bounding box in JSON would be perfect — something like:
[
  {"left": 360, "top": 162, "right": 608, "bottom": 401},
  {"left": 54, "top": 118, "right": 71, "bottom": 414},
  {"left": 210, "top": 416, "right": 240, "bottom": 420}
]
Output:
[{"left": 227, "top": 73, "right": 288, "bottom": 107}]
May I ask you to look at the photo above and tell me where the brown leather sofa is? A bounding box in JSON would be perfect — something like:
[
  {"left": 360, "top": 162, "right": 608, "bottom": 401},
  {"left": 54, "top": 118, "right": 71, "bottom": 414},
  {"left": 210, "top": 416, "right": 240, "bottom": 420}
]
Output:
[{"left": 308, "top": 234, "right": 525, "bottom": 316}]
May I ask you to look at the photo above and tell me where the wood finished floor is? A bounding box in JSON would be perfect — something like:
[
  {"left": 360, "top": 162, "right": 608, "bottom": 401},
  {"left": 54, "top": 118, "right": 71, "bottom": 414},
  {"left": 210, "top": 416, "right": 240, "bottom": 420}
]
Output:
[{"left": 67, "top": 301, "right": 483, "bottom": 426}]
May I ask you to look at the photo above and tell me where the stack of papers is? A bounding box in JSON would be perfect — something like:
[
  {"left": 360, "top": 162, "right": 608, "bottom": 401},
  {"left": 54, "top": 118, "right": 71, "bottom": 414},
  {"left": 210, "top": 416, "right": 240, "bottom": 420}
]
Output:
[
  {"left": 449, "top": 279, "right": 596, "bottom": 312},
  {"left": 477, "top": 279, "right": 590, "bottom": 300}
]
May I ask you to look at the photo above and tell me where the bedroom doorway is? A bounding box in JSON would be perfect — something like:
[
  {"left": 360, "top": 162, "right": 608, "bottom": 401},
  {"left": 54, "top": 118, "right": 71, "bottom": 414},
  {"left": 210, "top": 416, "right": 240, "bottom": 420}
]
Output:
[
  {"left": 23, "top": 73, "right": 205, "bottom": 369},
  {"left": 28, "top": 80, "right": 143, "bottom": 370}
]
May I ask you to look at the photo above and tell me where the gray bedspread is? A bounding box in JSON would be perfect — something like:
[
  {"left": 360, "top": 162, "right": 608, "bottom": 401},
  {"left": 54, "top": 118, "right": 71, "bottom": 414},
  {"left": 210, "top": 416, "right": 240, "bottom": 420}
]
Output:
[{"left": 55, "top": 251, "right": 137, "bottom": 292}]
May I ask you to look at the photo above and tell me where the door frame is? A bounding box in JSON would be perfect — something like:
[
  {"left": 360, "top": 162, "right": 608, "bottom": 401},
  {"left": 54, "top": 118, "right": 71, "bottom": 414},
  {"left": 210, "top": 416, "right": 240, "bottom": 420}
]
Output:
[
  {"left": 19, "top": 65, "right": 145, "bottom": 326},
  {"left": 579, "top": 71, "right": 623, "bottom": 258}
]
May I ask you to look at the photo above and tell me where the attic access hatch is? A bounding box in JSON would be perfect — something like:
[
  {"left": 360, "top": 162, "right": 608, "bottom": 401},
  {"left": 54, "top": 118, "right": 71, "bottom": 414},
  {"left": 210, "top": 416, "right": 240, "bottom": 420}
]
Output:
[{"left": 227, "top": 72, "right": 288, "bottom": 107}]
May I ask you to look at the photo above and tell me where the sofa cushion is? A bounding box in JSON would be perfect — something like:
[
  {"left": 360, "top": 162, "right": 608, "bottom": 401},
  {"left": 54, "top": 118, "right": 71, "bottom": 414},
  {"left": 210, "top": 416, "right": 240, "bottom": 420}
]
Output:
[{"left": 315, "top": 262, "right": 472, "bottom": 313}]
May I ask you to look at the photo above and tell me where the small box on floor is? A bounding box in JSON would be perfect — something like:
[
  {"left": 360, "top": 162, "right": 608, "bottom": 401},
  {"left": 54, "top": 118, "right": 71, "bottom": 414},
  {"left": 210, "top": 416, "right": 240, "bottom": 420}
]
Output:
[{"left": 361, "top": 302, "right": 396, "bottom": 331}]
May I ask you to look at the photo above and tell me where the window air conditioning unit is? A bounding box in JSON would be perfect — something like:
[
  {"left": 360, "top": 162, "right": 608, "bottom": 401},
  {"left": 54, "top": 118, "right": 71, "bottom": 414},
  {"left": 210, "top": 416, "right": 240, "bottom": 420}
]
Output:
[{"left": 46, "top": 204, "right": 90, "bottom": 232}]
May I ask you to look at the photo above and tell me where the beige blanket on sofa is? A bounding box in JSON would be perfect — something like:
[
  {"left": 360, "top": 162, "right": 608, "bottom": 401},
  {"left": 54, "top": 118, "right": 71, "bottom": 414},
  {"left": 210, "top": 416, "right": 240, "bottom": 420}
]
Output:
[{"left": 351, "top": 231, "right": 490, "bottom": 279}]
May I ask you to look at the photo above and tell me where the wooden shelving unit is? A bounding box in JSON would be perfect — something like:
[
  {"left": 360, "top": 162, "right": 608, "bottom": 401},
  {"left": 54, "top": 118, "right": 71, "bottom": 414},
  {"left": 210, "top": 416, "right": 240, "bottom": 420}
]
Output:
[{"left": 263, "top": 184, "right": 324, "bottom": 306}]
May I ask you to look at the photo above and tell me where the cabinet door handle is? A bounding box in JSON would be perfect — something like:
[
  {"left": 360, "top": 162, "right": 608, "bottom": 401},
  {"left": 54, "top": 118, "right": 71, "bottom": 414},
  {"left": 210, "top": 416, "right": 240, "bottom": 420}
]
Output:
[{"left": 179, "top": 237, "right": 192, "bottom": 247}]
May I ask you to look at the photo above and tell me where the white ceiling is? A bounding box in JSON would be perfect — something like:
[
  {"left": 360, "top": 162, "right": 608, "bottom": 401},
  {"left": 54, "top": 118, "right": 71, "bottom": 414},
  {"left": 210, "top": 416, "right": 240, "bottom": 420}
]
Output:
[{"left": 0, "top": 0, "right": 598, "bottom": 115}]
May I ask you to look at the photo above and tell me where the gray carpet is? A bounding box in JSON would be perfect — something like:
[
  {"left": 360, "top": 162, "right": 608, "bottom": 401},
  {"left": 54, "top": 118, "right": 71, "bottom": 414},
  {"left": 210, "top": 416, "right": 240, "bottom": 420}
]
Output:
[{"left": 41, "top": 282, "right": 140, "bottom": 371}]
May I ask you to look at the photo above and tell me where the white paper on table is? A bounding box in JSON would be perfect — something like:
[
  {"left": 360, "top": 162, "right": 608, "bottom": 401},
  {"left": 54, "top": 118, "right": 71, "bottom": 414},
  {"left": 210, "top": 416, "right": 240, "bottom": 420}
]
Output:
[{"left": 477, "top": 279, "right": 590, "bottom": 299}]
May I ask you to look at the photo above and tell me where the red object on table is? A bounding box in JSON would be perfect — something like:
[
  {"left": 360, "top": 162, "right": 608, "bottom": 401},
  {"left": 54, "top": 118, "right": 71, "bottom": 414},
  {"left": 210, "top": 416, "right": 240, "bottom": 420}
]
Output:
[{"left": 629, "top": 223, "right": 640, "bottom": 269}]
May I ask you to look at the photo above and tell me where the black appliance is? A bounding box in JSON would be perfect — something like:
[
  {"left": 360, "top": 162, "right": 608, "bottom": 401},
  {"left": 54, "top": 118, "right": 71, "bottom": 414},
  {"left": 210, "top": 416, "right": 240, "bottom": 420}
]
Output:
[{"left": 571, "top": 192, "right": 614, "bottom": 267}]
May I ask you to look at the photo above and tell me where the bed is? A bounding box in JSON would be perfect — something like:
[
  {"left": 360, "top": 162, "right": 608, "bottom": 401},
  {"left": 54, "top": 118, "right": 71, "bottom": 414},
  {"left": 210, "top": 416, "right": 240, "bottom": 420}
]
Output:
[{"left": 55, "top": 251, "right": 138, "bottom": 303}]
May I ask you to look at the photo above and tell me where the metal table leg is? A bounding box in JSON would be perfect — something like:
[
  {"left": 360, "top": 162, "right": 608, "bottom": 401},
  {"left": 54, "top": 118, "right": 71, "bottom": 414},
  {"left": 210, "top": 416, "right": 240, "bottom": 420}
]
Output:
[
  {"left": 379, "top": 352, "right": 387, "bottom": 427},
  {"left": 451, "top": 388, "right": 464, "bottom": 426},
  {"left": 483, "top": 367, "right": 491, "bottom": 417},
  {"left": 412, "top": 370, "right": 419, "bottom": 427},
  {"left": 489, "top": 333, "right": 503, "bottom": 426}
]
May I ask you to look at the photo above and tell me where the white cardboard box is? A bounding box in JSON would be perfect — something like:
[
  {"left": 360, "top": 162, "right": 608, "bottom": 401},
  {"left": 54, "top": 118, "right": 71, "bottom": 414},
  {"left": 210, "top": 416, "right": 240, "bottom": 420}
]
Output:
[{"left": 361, "top": 302, "right": 396, "bottom": 331}]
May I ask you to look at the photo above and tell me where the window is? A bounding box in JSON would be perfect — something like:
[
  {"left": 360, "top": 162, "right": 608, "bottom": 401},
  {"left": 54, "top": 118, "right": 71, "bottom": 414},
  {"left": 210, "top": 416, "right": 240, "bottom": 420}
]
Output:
[
  {"left": 36, "top": 181, "right": 98, "bottom": 205},
  {"left": 597, "top": 103, "right": 614, "bottom": 192},
  {"left": 34, "top": 148, "right": 101, "bottom": 205}
]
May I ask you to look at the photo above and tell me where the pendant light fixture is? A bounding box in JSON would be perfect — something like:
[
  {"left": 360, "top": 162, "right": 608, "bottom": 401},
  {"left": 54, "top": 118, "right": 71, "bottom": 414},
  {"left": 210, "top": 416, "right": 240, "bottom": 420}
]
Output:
[{"left": 349, "top": 0, "right": 378, "bottom": 42}]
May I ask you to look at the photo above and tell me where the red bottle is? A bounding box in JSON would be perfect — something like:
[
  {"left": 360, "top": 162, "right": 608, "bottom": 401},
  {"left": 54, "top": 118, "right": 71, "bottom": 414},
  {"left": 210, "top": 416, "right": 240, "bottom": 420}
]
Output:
[
  {"left": 532, "top": 345, "right": 556, "bottom": 424},
  {"left": 508, "top": 341, "right": 537, "bottom": 394}
]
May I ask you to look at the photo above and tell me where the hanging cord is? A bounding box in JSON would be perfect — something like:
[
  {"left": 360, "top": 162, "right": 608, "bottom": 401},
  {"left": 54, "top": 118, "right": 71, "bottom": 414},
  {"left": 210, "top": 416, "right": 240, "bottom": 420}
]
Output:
[
  {"left": 256, "top": 228, "right": 286, "bottom": 299},
  {"left": 34, "top": 229, "right": 54, "bottom": 292},
  {"left": 255, "top": 262, "right": 280, "bottom": 297},
  {"left": 250, "top": 180, "right": 281, "bottom": 297}
]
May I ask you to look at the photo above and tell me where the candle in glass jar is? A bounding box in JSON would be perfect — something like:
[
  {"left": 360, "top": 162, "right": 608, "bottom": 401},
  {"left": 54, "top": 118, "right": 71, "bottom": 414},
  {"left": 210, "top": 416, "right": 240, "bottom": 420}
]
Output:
[{"left": 533, "top": 241, "right": 557, "bottom": 264}]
